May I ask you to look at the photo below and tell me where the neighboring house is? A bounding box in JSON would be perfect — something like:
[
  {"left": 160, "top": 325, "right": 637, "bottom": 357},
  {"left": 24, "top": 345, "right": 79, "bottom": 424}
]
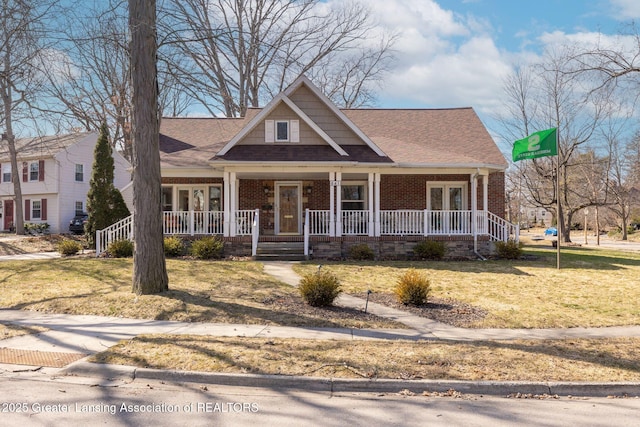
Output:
[
  {"left": 0, "top": 132, "right": 131, "bottom": 234},
  {"left": 110, "top": 76, "right": 514, "bottom": 258}
]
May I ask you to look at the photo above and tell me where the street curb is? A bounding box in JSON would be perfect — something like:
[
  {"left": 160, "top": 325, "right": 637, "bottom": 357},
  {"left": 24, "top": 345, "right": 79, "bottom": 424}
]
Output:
[{"left": 61, "top": 361, "right": 640, "bottom": 397}]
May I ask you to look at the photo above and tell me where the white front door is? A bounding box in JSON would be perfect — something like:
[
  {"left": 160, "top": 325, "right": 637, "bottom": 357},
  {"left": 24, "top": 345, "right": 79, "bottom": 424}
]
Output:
[{"left": 427, "top": 183, "right": 466, "bottom": 233}]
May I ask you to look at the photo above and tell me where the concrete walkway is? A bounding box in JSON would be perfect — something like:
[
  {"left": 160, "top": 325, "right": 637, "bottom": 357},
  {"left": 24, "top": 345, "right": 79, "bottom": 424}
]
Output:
[{"left": 1, "top": 259, "right": 640, "bottom": 395}]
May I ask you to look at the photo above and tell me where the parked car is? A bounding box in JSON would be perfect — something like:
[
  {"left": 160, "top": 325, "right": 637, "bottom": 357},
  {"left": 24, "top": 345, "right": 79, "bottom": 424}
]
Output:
[
  {"left": 69, "top": 213, "right": 88, "bottom": 234},
  {"left": 544, "top": 227, "right": 558, "bottom": 236}
]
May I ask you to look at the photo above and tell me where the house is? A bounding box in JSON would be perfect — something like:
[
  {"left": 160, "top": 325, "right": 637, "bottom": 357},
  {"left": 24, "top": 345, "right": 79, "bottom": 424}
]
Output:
[
  {"left": 0, "top": 132, "right": 131, "bottom": 234},
  {"left": 108, "top": 76, "right": 514, "bottom": 258}
]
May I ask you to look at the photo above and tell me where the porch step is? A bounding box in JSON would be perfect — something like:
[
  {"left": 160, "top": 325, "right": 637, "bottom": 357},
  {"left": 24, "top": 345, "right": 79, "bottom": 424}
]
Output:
[{"left": 255, "top": 241, "right": 306, "bottom": 261}]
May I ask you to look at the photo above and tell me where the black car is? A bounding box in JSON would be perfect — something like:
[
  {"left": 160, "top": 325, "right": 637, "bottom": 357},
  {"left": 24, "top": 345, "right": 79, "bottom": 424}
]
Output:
[{"left": 69, "top": 213, "right": 88, "bottom": 234}]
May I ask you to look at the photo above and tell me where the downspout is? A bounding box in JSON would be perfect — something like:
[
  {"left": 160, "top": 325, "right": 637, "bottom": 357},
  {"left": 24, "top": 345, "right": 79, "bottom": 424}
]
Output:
[{"left": 472, "top": 169, "right": 486, "bottom": 261}]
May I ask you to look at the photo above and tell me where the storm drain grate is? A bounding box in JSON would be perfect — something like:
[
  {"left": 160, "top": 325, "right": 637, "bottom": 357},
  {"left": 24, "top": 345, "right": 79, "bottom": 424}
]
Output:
[{"left": 0, "top": 348, "right": 87, "bottom": 367}]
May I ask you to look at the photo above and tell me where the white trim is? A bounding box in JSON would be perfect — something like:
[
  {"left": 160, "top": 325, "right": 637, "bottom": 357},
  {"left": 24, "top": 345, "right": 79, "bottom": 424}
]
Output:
[
  {"left": 265, "top": 119, "right": 275, "bottom": 142},
  {"left": 427, "top": 182, "right": 468, "bottom": 211},
  {"left": 216, "top": 75, "right": 385, "bottom": 157},
  {"left": 284, "top": 75, "right": 387, "bottom": 157},
  {"left": 275, "top": 120, "right": 289, "bottom": 142}
]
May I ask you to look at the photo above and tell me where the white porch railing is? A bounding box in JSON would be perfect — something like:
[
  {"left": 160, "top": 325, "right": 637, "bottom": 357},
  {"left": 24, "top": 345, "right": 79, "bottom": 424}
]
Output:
[
  {"left": 96, "top": 214, "right": 134, "bottom": 256},
  {"left": 380, "top": 210, "right": 424, "bottom": 235},
  {"left": 306, "top": 209, "right": 331, "bottom": 235},
  {"left": 341, "top": 210, "right": 369, "bottom": 235},
  {"left": 305, "top": 209, "right": 517, "bottom": 241},
  {"left": 486, "top": 211, "right": 520, "bottom": 242},
  {"left": 96, "top": 209, "right": 260, "bottom": 257},
  {"left": 162, "top": 211, "right": 224, "bottom": 235}
]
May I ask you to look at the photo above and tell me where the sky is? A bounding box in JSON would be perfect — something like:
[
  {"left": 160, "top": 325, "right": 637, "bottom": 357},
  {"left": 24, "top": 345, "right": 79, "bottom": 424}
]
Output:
[{"left": 364, "top": 0, "right": 640, "bottom": 148}]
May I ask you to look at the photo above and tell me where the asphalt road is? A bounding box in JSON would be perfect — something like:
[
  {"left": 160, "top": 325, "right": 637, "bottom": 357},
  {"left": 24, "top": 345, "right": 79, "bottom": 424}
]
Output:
[{"left": 1, "top": 375, "right": 639, "bottom": 427}]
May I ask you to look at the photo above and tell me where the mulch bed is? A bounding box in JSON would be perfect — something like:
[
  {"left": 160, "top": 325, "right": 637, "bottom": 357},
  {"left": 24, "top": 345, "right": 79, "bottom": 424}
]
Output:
[{"left": 352, "top": 292, "right": 488, "bottom": 328}]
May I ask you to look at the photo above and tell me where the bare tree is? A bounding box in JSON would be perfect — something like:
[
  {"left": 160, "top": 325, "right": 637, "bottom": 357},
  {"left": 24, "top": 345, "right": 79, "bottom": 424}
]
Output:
[
  {"left": 130, "top": 0, "right": 168, "bottom": 294},
  {"left": 160, "top": 0, "right": 395, "bottom": 117},
  {"left": 0, "top": 0, "right": 52, "bottom": 235},
  {"left": 498, "top": 49, "right": 615, "bottom": 242},
  {"left": 38, "top": 1, "right": 193, "bottom": 162}
]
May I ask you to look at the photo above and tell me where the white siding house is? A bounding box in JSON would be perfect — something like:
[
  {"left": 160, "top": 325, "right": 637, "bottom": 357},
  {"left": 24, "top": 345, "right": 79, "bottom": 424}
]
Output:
[{"left": 0, "top": 132, "right": 131, "bottom": 234}]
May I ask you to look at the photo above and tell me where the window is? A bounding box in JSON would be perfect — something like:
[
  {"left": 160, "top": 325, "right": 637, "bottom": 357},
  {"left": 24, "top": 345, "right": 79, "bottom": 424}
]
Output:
[
  {"left": 265, "top": 119, "right": 299, "bottom": 143},
  {"left": 341, "top": 184, "right": 366, "bottom": 210},
  {"left": 75, "top": 164, "right": 84, "bottom": 182},
  {"left": 427, "top": 183, "right": 467, "bottom": 210},
  {"left": 32, "top": 200, "right": 42, "bottom": 219},
  {"left": 2, "top": 164, "right": 10, "bottom": 183},
  {"left": 276, "top": 121, "right": 289, "bottom": 141},
  {"left": 75, "top": 201, "right": 84, "bottom": 215},
  {"left": 29, "top": 162, "right": 39, "bottom": 181},
  {"left": 209, "top": 186, "right": 221, "bottom": 211},
  {"left": 161, "top": 187, "right": 173, "bottom": 211}
]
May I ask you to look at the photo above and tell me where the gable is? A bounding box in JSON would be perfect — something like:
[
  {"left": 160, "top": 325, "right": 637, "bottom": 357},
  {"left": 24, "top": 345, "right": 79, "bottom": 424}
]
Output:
[{"left": 216, "top": 76, "right": 385, "bottom": 158}]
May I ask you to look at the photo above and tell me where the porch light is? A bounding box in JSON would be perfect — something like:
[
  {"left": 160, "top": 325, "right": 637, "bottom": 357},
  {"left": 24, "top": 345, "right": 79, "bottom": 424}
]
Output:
[
  {"left": 305, "top": 185, "right": 313, "bottom": 194},
  {"left": 264, "top": 186, "right": 270, "bottom": 194}
]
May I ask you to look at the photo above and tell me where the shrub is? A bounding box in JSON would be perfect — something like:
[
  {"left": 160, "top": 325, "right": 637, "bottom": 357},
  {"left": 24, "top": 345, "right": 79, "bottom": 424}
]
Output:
[
  {"left": 190, "top": 236, "right": 223, "bottom": 259},
  {"left": 299, "top": 270, "right": 342, "bottom": 307},
  {"left": 58, "top": 239, "right": 82, "bottom": 256},
  {"left": 494, "top": 239, "right": 523, "bottom": 259},
  {"left": 394, "top": 268, "right": 430, "bottom": 306},
  {"left": 349, "top": 243, "right": 375, "bottom": 260},
  {"left": 413, "top": 240, "right": 446, "bottom": 260},
  {"left": 107, "top": 239, "right": 134, "bottom": 258},
  {"left": 164, "top": 236, "right": 185, "bottom": 257}
]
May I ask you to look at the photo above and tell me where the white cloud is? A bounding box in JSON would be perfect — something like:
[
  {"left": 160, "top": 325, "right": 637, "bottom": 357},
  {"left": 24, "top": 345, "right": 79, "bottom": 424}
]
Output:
[
  {"left": 609, "top": 0, "right": 640, "bottom": 20},
  {"left": 363, "top": 0, "right": 511, "bottom": 113}
]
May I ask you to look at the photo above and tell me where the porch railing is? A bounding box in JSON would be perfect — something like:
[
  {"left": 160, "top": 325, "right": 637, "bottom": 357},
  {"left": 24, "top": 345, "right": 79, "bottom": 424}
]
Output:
[
  {"left": 305, "top": 209, "right": 516, "bottom": 241},
  {"left": 96, "top": 214, "right": 134, "bottom": 256},
  {"left": 341, "top": 210, "right": 369, "bottom": 235},
  {"left": 162, "top": 211, "right": 224, "bottom": 235}
]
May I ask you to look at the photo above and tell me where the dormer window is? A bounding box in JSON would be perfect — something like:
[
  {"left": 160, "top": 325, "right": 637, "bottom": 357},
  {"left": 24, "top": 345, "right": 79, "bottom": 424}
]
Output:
[
  {"left": 276, "top": 121, "right": 289, "bottom": 141},
  {"left": 265, "top": 119, "right": 299, "bottom": 143}
]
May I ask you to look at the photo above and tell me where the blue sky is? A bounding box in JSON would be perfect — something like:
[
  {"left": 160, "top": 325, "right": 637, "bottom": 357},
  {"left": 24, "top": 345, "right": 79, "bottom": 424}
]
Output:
[{"left": 361, "top": 0, "right": 640, "bottom": 147}]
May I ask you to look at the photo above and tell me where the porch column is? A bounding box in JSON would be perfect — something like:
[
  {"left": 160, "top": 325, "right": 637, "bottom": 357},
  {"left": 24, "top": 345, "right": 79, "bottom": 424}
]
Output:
[
  {"left": 374, "top": 172, "right": 381, "bottom": 236},
  {"left": 471, "top": 172, "right": 478, "bottom": 252},
  {"left": 223, "top": 171, "right": 230, "bottom": 236},
  {"left": 335, "top": 171, "right": 342, "bottom": 237},
  {"left": 329, "top": 171, "right": 336, "bottom": 237},
  {"left": 230, "top": 171, "right": 237, "bottom": 236},
  {"left": 483, "top": 173, "right": 489, "bottom": 232},
  {"left": 368, "top": 172, "right": 374, "bottom": 236}
]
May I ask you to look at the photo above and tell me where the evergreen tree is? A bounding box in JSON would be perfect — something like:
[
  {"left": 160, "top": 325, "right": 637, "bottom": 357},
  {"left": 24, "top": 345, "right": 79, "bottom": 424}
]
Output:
[{"left": 85, "top": 123, "right": 130, "bottom": 245}]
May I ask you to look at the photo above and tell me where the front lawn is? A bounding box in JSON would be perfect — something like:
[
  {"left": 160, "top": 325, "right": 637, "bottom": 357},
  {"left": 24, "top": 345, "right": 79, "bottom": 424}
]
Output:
[{"left": 295, "top": 245, "right": 640, "bottom": 329}]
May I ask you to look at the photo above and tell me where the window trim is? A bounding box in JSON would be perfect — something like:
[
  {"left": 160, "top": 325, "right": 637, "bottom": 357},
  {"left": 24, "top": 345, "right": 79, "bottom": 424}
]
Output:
[
  {"left": 275, "top": 120, "right": 289, "bottom": 142},
  {"left": 31, "top": 199, "right": 42, "bottom": 219},
  {"left": 2, "top": 164, "right": 10, "bottom": 183},
  {"left": 29, "top": 162, "right": 39, "bottom": 182},
  {"left": 75, "top": 164, "right": 84, "bottom": 182},
  {"left": 426, "top": 182, "right": 468, "bottom": 211},
  {"left": 341, "top": 181, "right": 367, "bottom": 211}
]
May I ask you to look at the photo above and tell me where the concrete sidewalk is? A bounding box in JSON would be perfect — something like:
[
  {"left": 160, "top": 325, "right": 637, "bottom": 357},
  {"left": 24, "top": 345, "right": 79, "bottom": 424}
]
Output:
[{"left": 1, "top": 259, "right": 640, "bottom": 396}]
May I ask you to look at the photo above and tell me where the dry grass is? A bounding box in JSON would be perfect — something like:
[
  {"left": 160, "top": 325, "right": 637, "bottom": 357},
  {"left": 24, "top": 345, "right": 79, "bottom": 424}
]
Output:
[
  {"left": 0, "top": 323, "right": 47, "bottom": 340},
  {"left": 0, "top": 258, "right": 401, "bottom": 329},
  {"left": 91, "top": 335, "right": 640, "bottom": 381},
  {"left": 294, "top": 245, "right": 640, "bottom": 329}
]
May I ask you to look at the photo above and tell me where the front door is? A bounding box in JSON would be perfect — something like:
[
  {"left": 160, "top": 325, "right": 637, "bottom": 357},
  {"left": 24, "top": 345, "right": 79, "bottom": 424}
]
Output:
[
  {"left": 276, "top": 183, "right": 301, "bottom": 234},
  {"left": 428, "top": 184, "right": 465, "bottom": 233},
  {"left": 3, "top": 200, "right": 13, "bottom": 230}
]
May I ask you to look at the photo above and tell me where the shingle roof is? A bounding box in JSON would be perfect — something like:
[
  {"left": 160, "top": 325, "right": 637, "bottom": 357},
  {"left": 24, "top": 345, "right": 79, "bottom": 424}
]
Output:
[
  {"left": 342, "top": 108, "right": 506, "bottom": 167},
  {"left": 0, "top": 132, "right": 92, "bottom": 161},
  {"left": 159, "top": 107, "right": 507, "bottom": 170}
]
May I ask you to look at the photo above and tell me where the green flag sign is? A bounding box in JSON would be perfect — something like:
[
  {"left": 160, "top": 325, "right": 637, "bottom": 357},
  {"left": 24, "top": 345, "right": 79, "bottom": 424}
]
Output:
[{"left": 512, "top": 128, "right": 557, "bottom": 162}]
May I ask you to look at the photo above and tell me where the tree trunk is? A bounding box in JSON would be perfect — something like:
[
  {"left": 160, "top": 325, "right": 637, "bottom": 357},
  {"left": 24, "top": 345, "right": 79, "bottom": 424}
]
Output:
[{"left": 129, "top": 0, "right": 168, "bottom": 294}]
